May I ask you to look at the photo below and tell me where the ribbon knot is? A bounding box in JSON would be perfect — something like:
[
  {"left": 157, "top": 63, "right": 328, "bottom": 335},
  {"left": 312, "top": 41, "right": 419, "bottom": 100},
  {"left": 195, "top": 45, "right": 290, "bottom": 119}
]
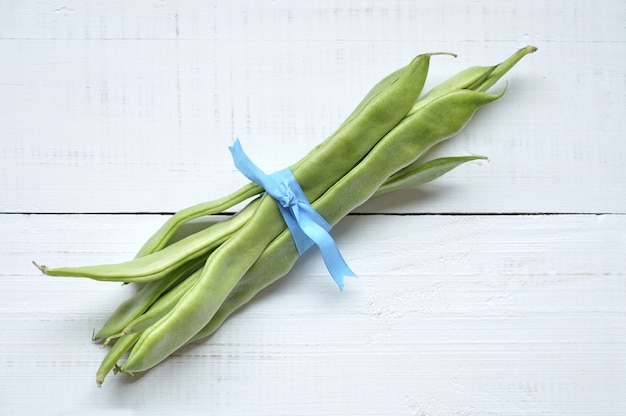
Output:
[
  {"left": 229, "top": 138, "right": 357, "bottom": 291},
  {"left": 278, "top": 183, "right": 297, "bottom": 208}
]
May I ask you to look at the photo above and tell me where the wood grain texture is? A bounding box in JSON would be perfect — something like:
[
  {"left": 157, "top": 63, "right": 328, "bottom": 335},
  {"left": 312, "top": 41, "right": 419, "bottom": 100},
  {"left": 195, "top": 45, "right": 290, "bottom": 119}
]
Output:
[
  {"left": 2, "top": 213, "right": 625, "bottom": 414},
  {"left": 1, "top": 1, "right": 625, "bottom": 415},
  {"left": 1, "top": 1, "right": 624, "bottom": 213}
]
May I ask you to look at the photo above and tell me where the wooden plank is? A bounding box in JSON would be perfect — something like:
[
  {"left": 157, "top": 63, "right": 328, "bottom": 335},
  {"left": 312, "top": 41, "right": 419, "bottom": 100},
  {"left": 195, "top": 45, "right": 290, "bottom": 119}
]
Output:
[
  {"left": 1, "top": 1, "right": 625, "bottom": 214},
  {"left": 1, "top": 1, "right": 623, "bottom": 42},
  {"left": 1, "top": 1, "right": 625, "bottom": 415},
  {"left": 1, "top": 213, "right": 624, "bottom": 414}
]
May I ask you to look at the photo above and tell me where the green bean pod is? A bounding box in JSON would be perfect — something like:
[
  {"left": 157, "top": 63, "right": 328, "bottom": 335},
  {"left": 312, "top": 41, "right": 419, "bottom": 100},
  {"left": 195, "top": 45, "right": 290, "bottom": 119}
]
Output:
[
  {"left": 120, "top": 52, "right": 440, "bottom": 374},
  {"left": 35, "top": 200, "right": 259, "bottom": 282},
  {"left": 135, "top": 182, "right": 262, "bottom": 257},
  {"left": 289, "top": 52, "right": 435, "bottom": 198},
  {"left": 96, "top": 331, "right": 142, "bottom": 387},
  {"left": 373, "top": 155, "right": 487, "bottom": 196},
  {"left": 102, "top": 266, "right": 202, "bottom": 347},
  {"left": 93, "top": 256, "right": 206, "bottom": 341},
  {"left": 410, "top": 45, "right": 536, "bottom": 113}
]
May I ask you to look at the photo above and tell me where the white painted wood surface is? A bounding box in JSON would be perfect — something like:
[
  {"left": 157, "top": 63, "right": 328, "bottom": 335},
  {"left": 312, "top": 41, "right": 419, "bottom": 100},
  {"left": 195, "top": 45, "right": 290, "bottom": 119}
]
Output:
[{"left": 1, "top": 1, "right": 625, "bottom": 415}]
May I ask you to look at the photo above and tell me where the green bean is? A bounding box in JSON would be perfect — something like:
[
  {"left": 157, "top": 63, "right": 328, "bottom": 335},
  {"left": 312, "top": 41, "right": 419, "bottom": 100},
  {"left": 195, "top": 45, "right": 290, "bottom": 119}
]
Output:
[
  {"left": 120, "top": 52, "right": 440, "bottom": 374},
  {"left": 290, "top": 53, "right": 438, "bottom": 198},
  {"left": 120, "top": 197, "right": 277, "bottom": 373},
  {"left": 135, "top": 182, "right": 262, "bottom": 257},
  {"left": 412, "top": 66, "right": 495, "bottom": 113},
  {"left": 374, "top": 155, "right": 487, "bottom": 197},
  {"left": 93, "top": 256, "right": 206, "bottom": 342},
  {"left": 411, "top": 45, "right": 536, "bottom": 113},
  {"left": 476, "top": 45, "right": 537, "bottom": 92},
  {"left": 101, "top": 266, "right": 202, "bottom": 347},
  {"left": 96, "top": 331, "right": 142, "bottom": 387},
  {"left": 92, "top": 221, "right": 228, "bottom": 342},
  {"left": 92, "top": 212, "right": 254, "bottom": 341},
  {"left": 333, "top": 52, "right": 457, "bottom": 130},
  {"left": 93, "top": 274, "right": 180, "bottom": 342},
  {"left": 35, "top": 198, "right": 260, "bottom": 282}
]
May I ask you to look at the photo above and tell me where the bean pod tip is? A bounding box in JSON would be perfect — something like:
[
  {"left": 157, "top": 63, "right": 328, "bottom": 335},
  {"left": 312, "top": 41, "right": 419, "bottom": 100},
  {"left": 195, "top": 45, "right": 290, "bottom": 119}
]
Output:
[
  {"left": 429, "top": 51, "right": 458, "bottom": 58},
  {"left": 32, "top": 261, "right": 48, "bottom": 274}
]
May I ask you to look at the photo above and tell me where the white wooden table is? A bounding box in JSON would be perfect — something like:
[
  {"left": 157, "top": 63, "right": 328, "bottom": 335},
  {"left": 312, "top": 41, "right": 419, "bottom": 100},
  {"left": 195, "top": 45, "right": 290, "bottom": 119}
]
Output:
[{"left": 2, "top": 1, "right": 625, "bottom": 415}]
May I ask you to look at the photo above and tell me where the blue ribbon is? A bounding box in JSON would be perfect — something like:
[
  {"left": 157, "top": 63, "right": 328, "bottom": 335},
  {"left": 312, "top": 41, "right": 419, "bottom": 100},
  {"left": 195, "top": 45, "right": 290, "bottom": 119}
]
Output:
[{"left": 229, "top": 138, "right": 357, "bottom": 290}]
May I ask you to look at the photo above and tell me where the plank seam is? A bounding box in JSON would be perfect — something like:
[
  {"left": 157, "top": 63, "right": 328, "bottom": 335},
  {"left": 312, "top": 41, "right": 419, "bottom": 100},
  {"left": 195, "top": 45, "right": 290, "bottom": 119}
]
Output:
[{"left": 0, "top": 212, "right": 623, "bottom": 216}]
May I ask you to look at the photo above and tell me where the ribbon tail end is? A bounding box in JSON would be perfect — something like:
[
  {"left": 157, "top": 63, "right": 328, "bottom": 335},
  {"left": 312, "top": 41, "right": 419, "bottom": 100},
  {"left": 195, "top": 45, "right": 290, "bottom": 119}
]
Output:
[{"left": 331, "top": 268, "right": 358, "bottom": 292}]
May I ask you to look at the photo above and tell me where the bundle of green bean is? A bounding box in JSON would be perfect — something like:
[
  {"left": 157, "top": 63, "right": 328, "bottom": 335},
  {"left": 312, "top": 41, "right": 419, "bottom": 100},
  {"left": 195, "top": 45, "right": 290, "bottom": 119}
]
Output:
[{"left": 35, "top": 46, "right": 536, "bottom": 386}]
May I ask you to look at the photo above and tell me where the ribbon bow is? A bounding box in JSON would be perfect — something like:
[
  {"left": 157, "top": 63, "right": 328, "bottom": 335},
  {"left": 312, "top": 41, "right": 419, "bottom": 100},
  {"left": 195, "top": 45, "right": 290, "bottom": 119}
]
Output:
[{"left": 229, "top": 139, "right": 356, "bottom": 290}]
